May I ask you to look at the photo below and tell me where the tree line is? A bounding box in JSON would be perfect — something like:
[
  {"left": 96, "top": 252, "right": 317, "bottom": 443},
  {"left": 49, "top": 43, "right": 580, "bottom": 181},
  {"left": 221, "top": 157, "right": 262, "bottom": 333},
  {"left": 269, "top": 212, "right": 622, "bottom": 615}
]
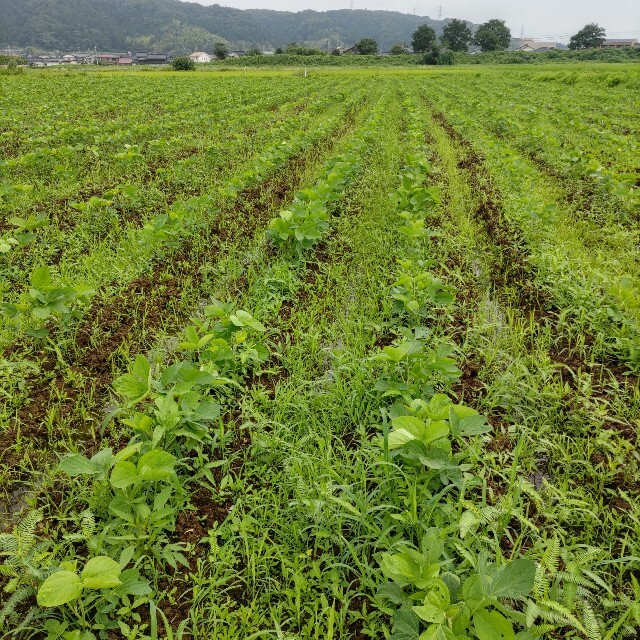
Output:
[{"left": 350, "top": 20, "right": 612, "bottom": 60}]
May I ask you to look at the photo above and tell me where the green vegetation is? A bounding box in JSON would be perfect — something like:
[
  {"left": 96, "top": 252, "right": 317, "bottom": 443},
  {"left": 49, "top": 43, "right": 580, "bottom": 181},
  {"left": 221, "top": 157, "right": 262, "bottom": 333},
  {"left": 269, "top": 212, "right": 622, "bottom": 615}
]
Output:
[
  {"left": 569, "top": 23, "right": 607, "bottom": 51},
  {"left": 441, "top": 19, "right": 473, "bottom": 53},
  {"left": 452, "top": 47, "right": 640, "bottom": 65},
  {"left": 170, "top": 56, "right": 195, "bottom": 71},
  {"left": 411, "top": 24, "right": 437, "bottom": 53},
  {"left": 206, "top": 48, "right": 640, "bottom": 69},
  {"left": 0, "top": 65, "right": 639, "bottom": 640},
  {"left": 354, "top": 38, "right": 379, "bottom": 55},
  {"left": 0, "top": 54, "right": 27, "bottom": 65},
  {"left": 472, "top": 19, "right": 512, "bottom": 52},
  {"left": 0, "top": 0, "right": 447, "bottom": 53}
]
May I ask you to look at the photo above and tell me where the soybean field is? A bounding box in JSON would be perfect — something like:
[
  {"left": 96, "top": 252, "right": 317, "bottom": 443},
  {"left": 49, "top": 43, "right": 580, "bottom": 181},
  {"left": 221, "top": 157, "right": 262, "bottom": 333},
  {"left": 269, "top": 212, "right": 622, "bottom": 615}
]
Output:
[{"left": 1, "top": 66, "right": 639, "bottom": 639}]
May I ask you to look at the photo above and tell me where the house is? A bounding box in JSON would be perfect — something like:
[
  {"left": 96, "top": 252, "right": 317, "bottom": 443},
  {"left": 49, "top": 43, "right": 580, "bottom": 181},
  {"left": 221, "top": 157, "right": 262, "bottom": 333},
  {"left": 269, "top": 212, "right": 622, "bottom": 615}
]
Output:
[
  {"left": 228, "top": 50, "right": 247, "bottom": 58},
  {"left": 118, "top": 57, "right": 133, "bottom": 65},
  {"left": 189, "top": 52, "right": 212, "bottom": 63},
  {"left": 134, "top": 52, "right": 169, "bottom": 65},
  {"left": 601, "top": 39, "right": 639, "bottom": 48},
  {"left": 28, "top": 56, "right": 65, "bottom": 66},
  {"left": 97, "top": 54, "right": 121, "bottom": 65},
  {"left": 516, "top": 39, "right": 556, "bottom": 52}
]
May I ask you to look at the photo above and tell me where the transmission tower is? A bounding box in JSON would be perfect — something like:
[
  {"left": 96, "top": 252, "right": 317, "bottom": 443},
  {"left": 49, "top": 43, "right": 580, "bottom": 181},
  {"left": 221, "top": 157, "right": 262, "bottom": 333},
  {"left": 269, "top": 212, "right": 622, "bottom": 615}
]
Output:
[{"left": 438, "top": 4, "right": 443, "bottom": 20}]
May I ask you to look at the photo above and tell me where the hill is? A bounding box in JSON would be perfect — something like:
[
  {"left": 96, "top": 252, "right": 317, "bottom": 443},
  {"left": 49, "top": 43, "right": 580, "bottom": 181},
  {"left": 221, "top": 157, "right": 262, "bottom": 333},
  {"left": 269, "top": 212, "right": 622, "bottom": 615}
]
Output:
[{"left": 0, "top": 0, "right": 447, "bottom": 53}]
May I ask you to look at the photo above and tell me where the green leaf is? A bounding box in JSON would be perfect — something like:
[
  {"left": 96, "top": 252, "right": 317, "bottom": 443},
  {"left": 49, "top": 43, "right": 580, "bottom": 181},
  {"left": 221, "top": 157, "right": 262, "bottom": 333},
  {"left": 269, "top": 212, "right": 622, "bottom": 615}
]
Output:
[
  {"left": 32, "top": 306, "right": 52, "bottom": 319},
  {"left": 109, "top": 495, "right": 134, "bottom": 523},
  {"left": 389, "top": 416, "right": 426, "bottom": 449},
  {"left": 59, "top": 454, "right": 98, "bottom": 476},
  {"left": 37, "top": 570, "right": 82, "bottom": 607},
  {"left": 137, "top": 450, "right": 176, "bottom": 481},
  {"left": 419, "top": 624, "right": 457, "bottom": 640},
  {"left": 113, "top": 355, "right": 151, "bottom": 404},
  {"left": 473, "top": 609, "right": 516, "bottom": 640},
  {"left": 391, "top": 607, "right": 420, "bottom": 640},
  {"left": 110, "top": 460, "right": 138, "bottom": 489},
  {"left": 383, "top": 341, "right": 421, "bottom": 362},
  {"left": 413, "top": 603, "right": 446, "bottom": 624},
  {"left": 420, "top": 529, "right": 445, "bottom": 565},
  {"left": 31, "top": 265, "right": 52, "bottom": 289},
  {"left": 230, "top": 310, "right": 266, "bottom": 331},
  {"left": 380, "top": 549, "right": 440, "bottom": 589},
  {"left": 488, "top": 559, "right": 536, "bottom": 599},
  {"left": 457, "top": 414, "right": 491, "bottom": 437},
  {"left": 81, "top": 556, "right": 122, "bottom": 589},
  {"left": 113, "top": 569, "right": 153, "bottom": 596},
  {"left": 462, "top": 574, "right": 483, "bottom": 606}
]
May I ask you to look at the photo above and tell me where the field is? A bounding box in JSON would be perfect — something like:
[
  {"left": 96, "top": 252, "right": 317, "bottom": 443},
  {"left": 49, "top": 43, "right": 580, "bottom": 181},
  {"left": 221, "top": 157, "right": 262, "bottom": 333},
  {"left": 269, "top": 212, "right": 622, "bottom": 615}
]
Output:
[{"left": 1, "top": 65, "right": 639, "bottom": 639}]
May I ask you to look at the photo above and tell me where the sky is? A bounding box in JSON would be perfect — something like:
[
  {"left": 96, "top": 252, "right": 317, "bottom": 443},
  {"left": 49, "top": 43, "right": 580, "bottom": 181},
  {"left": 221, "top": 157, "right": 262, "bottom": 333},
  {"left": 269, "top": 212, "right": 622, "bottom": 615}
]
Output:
[{"left": 193, "top": 0, "right": 640, "bottom": 42}]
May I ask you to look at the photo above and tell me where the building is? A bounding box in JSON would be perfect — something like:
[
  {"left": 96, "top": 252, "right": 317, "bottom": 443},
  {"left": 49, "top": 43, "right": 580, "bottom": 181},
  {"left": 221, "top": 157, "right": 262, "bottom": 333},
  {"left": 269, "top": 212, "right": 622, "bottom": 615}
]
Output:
[
  {"left": 134, "top": 52, "right": 170, "bottom": 65},
  {"left": 189, "top": 52, "right": 212, "bottom": 63},
  {"left": 27, "top": 56, "right": 64, "bottom": 66},
  {"left": 515, "top": 39, "right": 556, "bottom": 52},
  {"left": 601, "top": 39, "right": 639, "bottom": 48},
  {"left": 97, "top": 54, "right": 121, "bottom": 65}
]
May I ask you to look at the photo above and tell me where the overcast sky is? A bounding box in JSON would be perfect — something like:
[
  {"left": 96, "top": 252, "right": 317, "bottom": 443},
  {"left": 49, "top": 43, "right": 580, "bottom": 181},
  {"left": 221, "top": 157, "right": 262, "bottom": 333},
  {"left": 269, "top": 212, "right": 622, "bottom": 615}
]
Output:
[{"left": 194, "top": 0, "right": 640, "bottom": 42}]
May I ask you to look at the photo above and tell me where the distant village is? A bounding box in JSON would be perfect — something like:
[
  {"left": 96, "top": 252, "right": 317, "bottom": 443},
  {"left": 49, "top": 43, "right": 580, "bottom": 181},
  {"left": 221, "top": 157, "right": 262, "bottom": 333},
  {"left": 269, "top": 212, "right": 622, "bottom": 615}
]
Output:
[
  {"left": 0, "top": 50, "right": 254, "bottom": 67},
  {"left": 1, "top": 37, "right": 638, "bottom": 67}
]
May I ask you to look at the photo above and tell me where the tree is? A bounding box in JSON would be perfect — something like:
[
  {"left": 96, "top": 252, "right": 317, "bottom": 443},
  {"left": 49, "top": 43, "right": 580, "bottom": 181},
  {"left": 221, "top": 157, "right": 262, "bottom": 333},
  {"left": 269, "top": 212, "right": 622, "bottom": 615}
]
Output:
[
  {"left": 354, "top": 38, "right": 378, "bottom": 55},
  {"left": 422, "top": 45, "right": 441, "bottom": 64},
  {"left": 246, "top": 48, "right": 263, "bottom": 56},
  {"left": 568, "top": 23, "right": 606, "bottom": 50},
  {"left": 441, "top": 18, "right": 472, "bottom": 52},
  {"left": 214, "top": 41, "right": 228, "bottom": 59},
  {"left": 390, "top": 42, "right": 409, "bottom": 55},
  {"left": 412, "top": 24, "right": 437, "bottom": 52},
  {"left": 473, "top": 19, "right": 511, "bottom": 52},
  {"left": 172, "top": 56, "right": 195, "bottom": 71},
  {"left": 422, "top": 46, "right": 454, "bottom": 65}
]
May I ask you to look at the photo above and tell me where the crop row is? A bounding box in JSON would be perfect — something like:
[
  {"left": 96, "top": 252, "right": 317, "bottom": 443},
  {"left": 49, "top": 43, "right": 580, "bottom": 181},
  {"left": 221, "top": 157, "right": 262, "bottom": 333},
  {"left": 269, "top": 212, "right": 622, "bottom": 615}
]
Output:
[
  {"left": 424, "top": 75, "right": 639, "bottom": 219},
  {"left": 0, "top": 86, "right": 367, "bottom": 343},
  {"left": 422, "top": 81, "right": 640, "bottom": 372}
]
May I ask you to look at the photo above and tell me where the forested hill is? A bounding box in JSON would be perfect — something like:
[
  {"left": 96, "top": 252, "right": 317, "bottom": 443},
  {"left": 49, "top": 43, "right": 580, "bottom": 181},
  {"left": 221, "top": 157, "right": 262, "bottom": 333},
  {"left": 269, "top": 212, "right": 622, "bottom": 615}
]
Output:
[{"left": 0, "top": 0, "right": 446, "bottom": 52}]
